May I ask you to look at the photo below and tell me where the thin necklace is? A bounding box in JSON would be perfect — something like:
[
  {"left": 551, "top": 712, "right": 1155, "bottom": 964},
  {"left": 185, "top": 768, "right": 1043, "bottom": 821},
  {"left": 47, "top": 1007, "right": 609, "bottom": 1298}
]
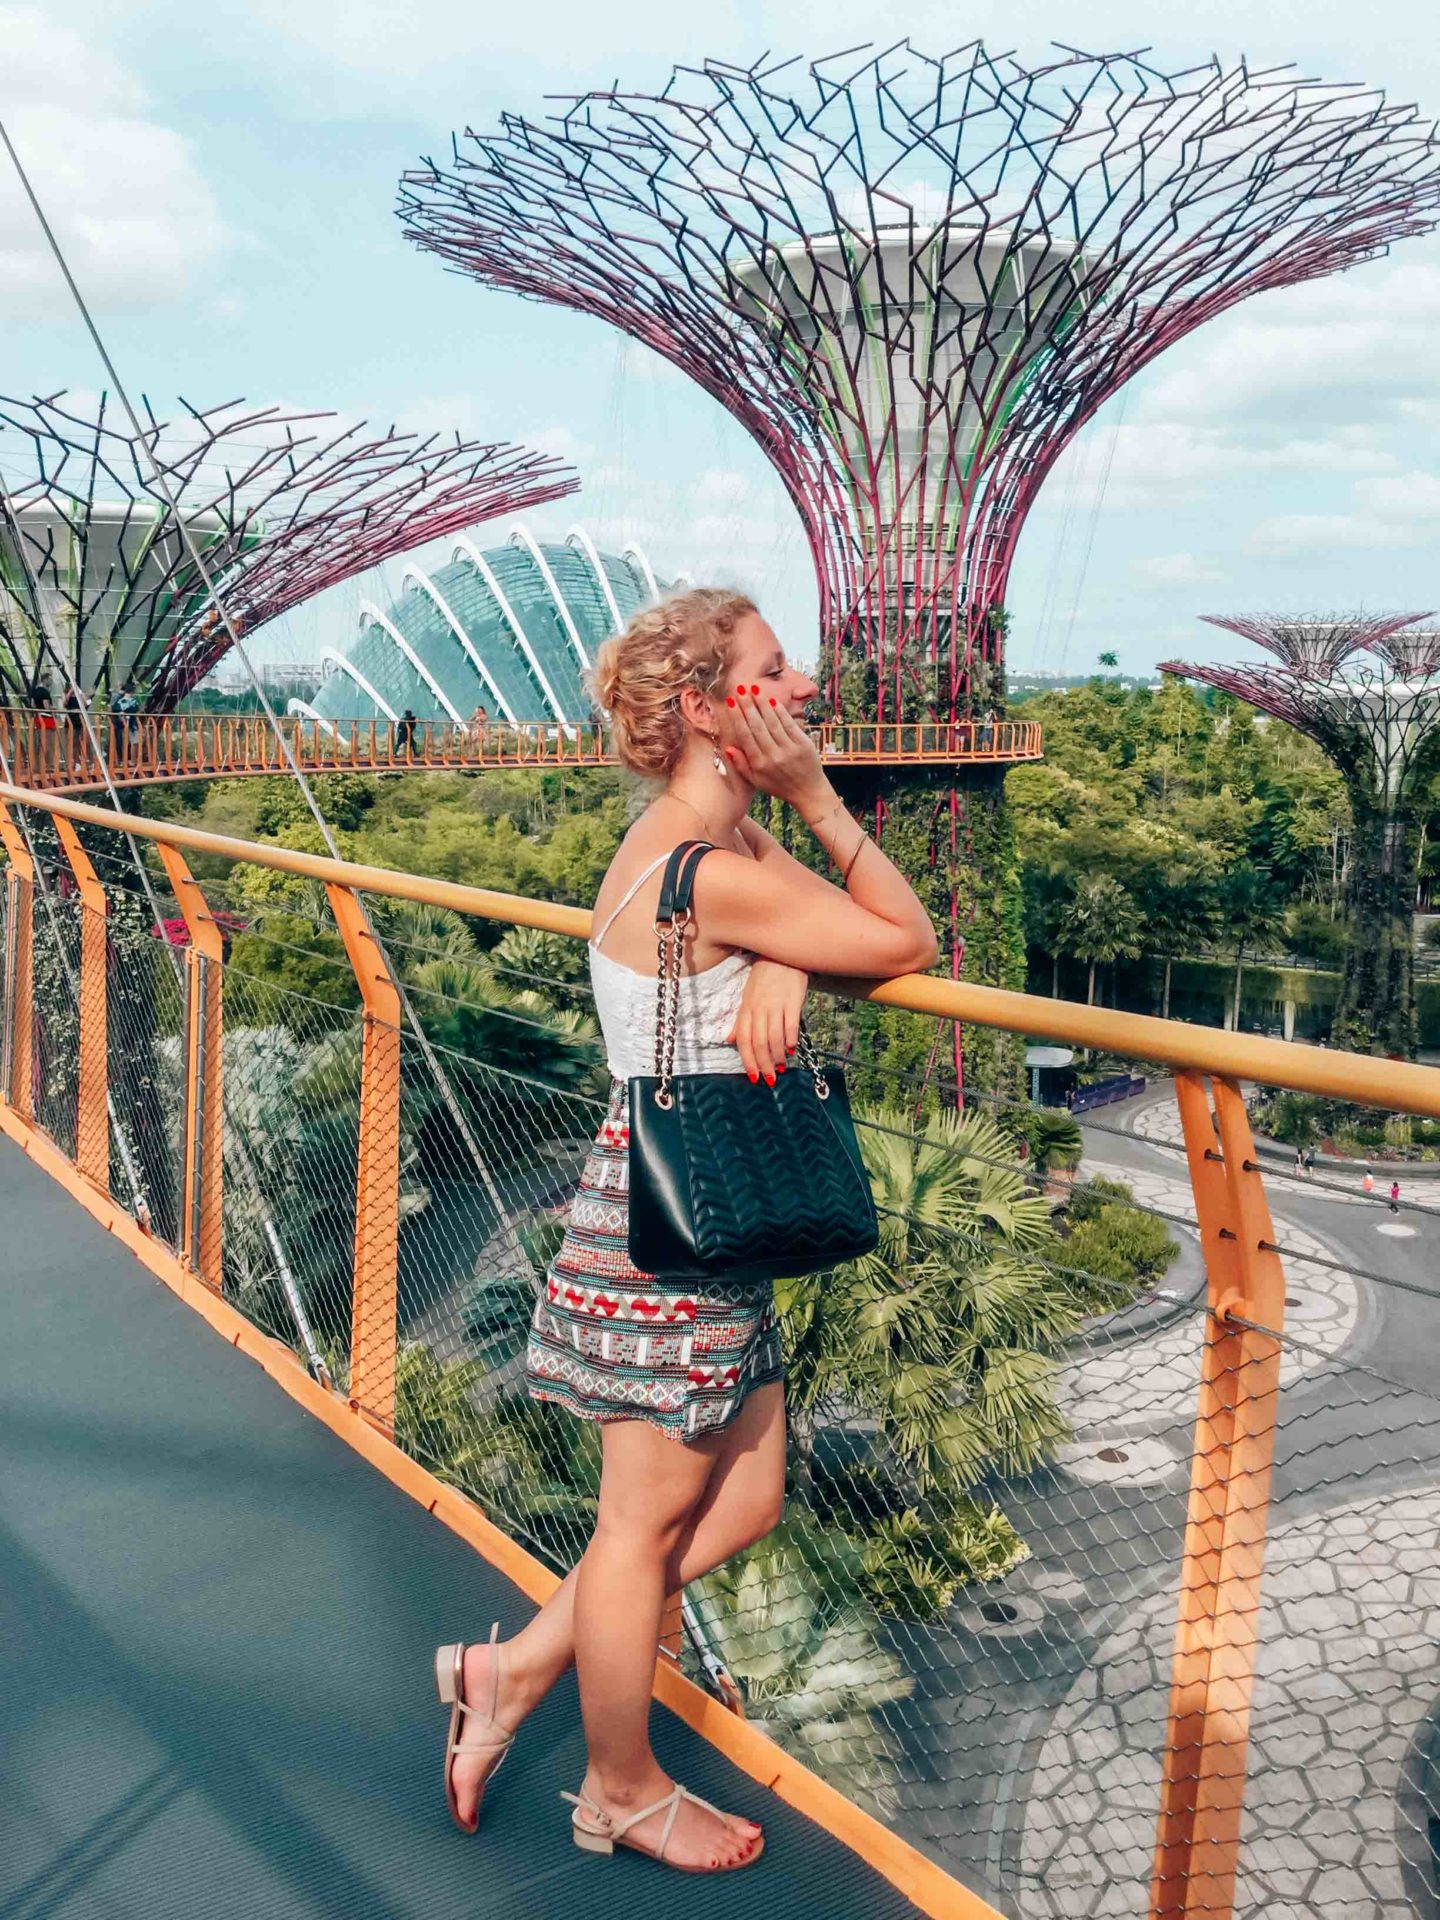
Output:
[{"left": 667, "top": 788, "right": 733, "bottom": 848}]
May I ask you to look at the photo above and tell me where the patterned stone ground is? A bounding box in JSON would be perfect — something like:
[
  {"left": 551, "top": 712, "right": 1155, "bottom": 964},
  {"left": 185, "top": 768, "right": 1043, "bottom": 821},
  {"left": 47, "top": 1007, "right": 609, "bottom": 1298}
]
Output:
[
  {"left": 1130, "top": 1100, "right": 1373, "bottom": 1208},
  {"left": 1061, "top": 1156, "right": 1360, "bottom": 1444},
  {"left": 1017, "top": 1486, "right": 1440, "bottom": 1918}
]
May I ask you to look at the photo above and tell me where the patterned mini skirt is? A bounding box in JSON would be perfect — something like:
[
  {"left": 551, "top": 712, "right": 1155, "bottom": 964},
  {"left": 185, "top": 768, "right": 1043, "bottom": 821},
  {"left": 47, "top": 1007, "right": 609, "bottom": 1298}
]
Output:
[{"left": 525, "top": 1077, "right": 785, "bottom": 1444}]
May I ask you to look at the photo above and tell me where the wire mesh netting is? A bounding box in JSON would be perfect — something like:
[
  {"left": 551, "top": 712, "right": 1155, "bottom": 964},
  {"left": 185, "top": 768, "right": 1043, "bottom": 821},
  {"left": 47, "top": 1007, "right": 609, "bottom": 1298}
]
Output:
[
  {"left": 4, "top": 838, "right": 1440, "bottom": 1917},
  {"left": 28, "top": 864, "right": 80, "bottom": 1156},
  {"left": 214, "top": 957, "right": 366, "bottom": 1370}
]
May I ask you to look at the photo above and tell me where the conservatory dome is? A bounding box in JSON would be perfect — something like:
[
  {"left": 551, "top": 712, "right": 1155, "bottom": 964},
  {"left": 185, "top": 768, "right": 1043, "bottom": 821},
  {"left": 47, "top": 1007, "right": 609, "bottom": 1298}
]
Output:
[{"left": 295, "top": 524, "right": 684, "bottom": 731}]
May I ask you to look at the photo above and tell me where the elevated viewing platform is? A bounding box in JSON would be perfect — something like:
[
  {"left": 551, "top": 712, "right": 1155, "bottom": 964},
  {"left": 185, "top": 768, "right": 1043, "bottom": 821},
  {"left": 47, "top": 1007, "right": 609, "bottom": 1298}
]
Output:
[
  {"left": 4, "top": 775, "right": 1440, "bottom": 1919},
  {"left": 0, "top": 709, "right": 1043, "bottom": 792}
]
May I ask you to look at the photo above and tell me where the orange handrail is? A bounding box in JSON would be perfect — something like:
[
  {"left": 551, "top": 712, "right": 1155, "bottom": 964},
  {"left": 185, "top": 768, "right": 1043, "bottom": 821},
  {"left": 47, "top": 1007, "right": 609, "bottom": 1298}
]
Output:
[{"left": 3, "top": 775, "right": 1438, "bottom": 1120}]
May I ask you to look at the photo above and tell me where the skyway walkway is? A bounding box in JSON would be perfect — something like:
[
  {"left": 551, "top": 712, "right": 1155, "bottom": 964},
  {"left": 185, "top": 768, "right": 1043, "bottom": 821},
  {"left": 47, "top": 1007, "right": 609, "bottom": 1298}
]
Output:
[
  {"left": 0, "top": 707, "right": 1044, "bottom": 792},
  {"left": 0, "top": 1134, "right": 918, "bottom": 1920}
]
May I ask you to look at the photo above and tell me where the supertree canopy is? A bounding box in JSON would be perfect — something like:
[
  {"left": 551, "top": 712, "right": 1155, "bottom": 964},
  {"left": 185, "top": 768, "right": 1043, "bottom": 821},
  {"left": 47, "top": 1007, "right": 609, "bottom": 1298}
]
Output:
[
  {"left": 399, "top": 42, "right": 1440, "bottom": 716},
  {"left": 1164, "top": 614, "right": 1440, "bottom": 1058},
  {"left": 399, "top": 43, "right": 1440, "bottom": 1094},
  {"left": 0, "top": 392, "right": 578, "bottom": 710}
]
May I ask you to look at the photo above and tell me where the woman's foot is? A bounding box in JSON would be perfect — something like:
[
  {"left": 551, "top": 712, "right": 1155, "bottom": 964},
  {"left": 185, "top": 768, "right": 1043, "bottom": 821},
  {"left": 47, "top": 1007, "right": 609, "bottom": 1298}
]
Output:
[
  {"left": 579, "top": 1768, "right": 762, "bottom": 1871},
  {"left": 447, "top": 1636, "right": 543, "bottom": 1827}
]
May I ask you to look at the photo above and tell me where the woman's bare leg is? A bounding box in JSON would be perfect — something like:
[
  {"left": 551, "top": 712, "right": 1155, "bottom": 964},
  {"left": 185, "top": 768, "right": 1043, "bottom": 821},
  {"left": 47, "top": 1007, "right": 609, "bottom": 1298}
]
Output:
[
  {"left": 449, "top": 1385, "right": 784, "bottom": 1832},
  {"left": 569, "top": 1407, "right": 765, "bottom": 1868}
]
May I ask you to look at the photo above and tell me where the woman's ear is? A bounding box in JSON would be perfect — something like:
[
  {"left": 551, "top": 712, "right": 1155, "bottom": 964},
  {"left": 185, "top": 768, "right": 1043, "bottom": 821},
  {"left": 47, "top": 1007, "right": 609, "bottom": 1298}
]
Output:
[{"left": 676, "top": 684, "right": 715, "bottom": 732}]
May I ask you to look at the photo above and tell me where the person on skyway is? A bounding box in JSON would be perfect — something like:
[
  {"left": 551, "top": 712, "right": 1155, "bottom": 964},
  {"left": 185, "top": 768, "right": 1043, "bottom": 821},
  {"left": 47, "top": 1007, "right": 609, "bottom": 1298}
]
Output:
[{"left": 431, "top": 588, "right": 936, "bottom": 1875}]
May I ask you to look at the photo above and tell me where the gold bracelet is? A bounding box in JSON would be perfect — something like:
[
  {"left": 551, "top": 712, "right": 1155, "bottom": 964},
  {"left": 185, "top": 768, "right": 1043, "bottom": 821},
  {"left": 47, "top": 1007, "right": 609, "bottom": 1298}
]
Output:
[
  {"left": 805, "top": 795, "right": 847, "bottom": 835},
  {"left": 841, "top": 824, "right": 866, "bottom": 885}
]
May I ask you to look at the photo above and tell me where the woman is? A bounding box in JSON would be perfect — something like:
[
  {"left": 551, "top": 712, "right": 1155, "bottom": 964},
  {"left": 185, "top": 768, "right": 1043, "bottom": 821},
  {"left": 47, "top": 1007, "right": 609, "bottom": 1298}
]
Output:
[{"left": 434, "top": 589, "right": 937, "bottom": 1874}]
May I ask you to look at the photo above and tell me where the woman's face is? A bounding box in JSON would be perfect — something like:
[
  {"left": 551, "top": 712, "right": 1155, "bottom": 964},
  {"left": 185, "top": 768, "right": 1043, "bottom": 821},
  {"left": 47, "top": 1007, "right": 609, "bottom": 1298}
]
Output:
[{"left": 720, "top": 612, "right": 819, "bottom": 718}]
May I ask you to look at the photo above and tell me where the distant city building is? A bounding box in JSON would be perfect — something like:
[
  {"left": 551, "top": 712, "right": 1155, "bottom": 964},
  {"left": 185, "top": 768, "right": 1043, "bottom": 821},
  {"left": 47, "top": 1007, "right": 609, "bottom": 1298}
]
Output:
[
  {"left": 298, "top": 524, "right": 681, "bottom": 731},
  {"left": 206, "top": 661, "right": 326, "bottom": 698}
]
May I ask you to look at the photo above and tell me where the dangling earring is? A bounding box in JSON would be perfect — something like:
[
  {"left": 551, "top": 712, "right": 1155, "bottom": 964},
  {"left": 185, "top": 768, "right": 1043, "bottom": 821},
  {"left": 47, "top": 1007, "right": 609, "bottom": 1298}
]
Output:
[{"left": 709, "top": 733, "right": 729, "bottom": 778}]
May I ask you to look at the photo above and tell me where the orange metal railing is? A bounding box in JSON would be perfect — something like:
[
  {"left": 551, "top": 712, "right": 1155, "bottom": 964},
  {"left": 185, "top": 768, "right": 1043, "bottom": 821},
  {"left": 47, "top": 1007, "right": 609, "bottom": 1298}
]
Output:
[
  {"left": 3, "top": 775, "right": 1439, "bottom": 1920},
  {"left": 0, "top": 707, "right": 1043, "bottom": 790}
]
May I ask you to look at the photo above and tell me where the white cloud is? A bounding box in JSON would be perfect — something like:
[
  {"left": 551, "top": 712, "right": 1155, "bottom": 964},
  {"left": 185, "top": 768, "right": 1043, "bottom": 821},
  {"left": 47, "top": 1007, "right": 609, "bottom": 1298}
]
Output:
[
  {"left": 0, "top": 9, "right": 234, "bottom": 321},
  {"left": 1246, "top": 513, "right": 1418, "bottom": 555},
  {"left": 1131, "top": 552, "right": 1226, "bottom": 587},
  {"left": 1137, "top": 260, "right": 1440, "bottom": 430},
  {"left": 1243, "top": 467, "right": 1440, "bottom": 554},
  {"left": 1351, "top": 471, "right": 1440, "bottom": 522},
  {"left": 691, "top": 467, "right": 751, "bottom": 507},
  {"left": 1037, "top": 419, "right": 1398, "bottom": 512}
]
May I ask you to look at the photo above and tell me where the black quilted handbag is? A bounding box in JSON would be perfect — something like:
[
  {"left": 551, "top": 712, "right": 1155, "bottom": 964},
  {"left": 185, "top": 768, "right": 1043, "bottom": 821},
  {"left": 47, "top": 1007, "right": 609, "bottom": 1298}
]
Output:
[{"left": 626, "top": 839, "right": 880, "bottom": 1286}]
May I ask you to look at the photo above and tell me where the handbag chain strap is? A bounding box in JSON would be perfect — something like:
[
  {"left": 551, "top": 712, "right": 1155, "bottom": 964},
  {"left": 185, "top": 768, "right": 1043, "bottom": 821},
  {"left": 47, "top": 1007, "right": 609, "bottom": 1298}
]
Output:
[{"left": 650, "top": 839, "right": 828, "bottom": 1107}]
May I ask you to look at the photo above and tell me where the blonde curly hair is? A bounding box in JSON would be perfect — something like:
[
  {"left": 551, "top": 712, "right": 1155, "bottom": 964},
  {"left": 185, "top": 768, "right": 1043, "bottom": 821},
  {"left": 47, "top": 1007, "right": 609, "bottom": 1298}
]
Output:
[{"left": 588, "top": 587, "right": 758, "bottom": 779}]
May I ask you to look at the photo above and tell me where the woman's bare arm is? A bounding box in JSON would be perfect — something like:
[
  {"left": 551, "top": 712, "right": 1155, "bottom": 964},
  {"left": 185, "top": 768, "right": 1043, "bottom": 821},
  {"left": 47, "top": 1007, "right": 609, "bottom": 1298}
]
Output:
[{"left": 699, "top": 800, "right": 939, "bottom": 978}]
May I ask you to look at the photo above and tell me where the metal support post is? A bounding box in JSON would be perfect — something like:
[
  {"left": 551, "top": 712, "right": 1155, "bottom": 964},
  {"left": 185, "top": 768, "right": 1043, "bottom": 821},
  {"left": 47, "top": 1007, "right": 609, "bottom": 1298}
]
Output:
[
  {"left": 53, "top": 816, "right": 109, "bottom": 1190},
  {"left": 1150, "top": 1070, "right": 1286, "bottom": 1920},
  {"left": 326, "top": 881, "right": 402, "bottom": 1431},
  {"left": 157, "top": 845, "right": 224, "bottom": 1288}
]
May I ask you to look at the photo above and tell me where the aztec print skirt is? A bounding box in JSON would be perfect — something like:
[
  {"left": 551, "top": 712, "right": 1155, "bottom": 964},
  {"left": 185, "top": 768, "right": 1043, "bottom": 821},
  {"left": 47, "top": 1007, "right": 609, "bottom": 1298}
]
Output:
[{"left": 525, "top": 1076, "right": 785, "bottom": 1443}]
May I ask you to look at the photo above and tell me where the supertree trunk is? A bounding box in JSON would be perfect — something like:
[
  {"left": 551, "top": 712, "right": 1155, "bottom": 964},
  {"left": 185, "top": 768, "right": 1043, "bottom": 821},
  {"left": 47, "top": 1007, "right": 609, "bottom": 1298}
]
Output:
[
  {"left": 1167, "top": 620, "right": 1440, "bottom": 1064},
  {"left": 1333, "top": 793, "right": 1419, "bottom": 1057}
]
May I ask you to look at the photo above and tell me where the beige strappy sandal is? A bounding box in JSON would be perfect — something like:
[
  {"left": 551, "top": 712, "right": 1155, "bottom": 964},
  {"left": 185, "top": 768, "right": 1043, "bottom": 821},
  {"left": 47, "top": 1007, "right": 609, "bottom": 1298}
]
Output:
[
  {"left": 561, "top": 1781, "right": 764, "bottom": 1873},
  {"left": 435, "top": 1624, "right": 515, "bottom": 1833}
]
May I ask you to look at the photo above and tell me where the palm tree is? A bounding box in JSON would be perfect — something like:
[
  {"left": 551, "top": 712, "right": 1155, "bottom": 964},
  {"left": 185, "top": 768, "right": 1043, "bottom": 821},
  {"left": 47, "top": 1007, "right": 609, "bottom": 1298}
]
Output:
[
  {"left": 776, "top": 1104, "right": 1085, "bottom": 1607},
  {"left": 1027, "top": 1109, "right": 1084, "bottom": 1195},
  {"left": 1023, "top": 862, "right": 1073, "bottom": 998},
  {"left": 695, "top": 1518, "right": 914, "bottom": 1813},
  {"left": 1138, "top": 860, "right": 1218, "bottom": 1019},
  {"left": 1217, "top": 861, "right": 1288, "bottom": 1030},
  {"left": 1057, "top": 875, "right": 1144, "bottom": 1006}
]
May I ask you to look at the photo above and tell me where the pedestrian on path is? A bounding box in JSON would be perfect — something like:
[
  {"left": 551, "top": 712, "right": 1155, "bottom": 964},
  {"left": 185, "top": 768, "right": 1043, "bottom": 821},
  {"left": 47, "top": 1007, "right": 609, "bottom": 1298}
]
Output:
[
  {"left": 1390, "top": 1178, "right": 1401, "bottom": 1214},
  {"left": 1304, "top": 1146, "right": 1316, "bottom": 1180},
  {"left": 1294, "top": 1147, "right": 1305, "bottom": 1177},
  {"left": 1362, "top": 1164, "right": 1375, "bottom": 1196}
]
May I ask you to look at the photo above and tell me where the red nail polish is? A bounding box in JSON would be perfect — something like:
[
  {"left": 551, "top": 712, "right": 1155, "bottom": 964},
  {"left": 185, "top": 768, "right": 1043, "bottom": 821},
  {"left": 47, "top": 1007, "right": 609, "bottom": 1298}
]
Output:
[
  {"left": 750, "top": 684, "right": 759, "bottom": 694},
  {"left": 764, "top": 1072, "right": 775, "bottom": 1086},
  {"left": 748, "top": 1071, "right": 758, "bottom": 1083},
  {"left": 776, "top": 1063, "right": 785, "bottom": 1073},
  {"left": 769, "top": 697, "right": 777, "bottom": 706},
  {"left": 736, "top": 684, "right": 745, "bottom": 694},
  {"left": 726, "top": 696, "right": 735, "bottom": 706}
]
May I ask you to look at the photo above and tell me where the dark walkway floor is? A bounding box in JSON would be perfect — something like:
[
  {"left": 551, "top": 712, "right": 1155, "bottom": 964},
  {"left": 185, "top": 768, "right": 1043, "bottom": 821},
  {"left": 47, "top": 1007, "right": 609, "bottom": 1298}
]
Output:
[{"left": 0, "top": 1139, "right": 919, "bottom": 1920}]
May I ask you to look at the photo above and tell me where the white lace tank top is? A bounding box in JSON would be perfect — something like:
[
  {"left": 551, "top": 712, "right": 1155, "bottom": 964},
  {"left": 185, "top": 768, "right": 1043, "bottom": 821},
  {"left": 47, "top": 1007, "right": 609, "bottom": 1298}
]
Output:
[{"left": 588, "top": 848, "right": 755, "bottom": 1080}]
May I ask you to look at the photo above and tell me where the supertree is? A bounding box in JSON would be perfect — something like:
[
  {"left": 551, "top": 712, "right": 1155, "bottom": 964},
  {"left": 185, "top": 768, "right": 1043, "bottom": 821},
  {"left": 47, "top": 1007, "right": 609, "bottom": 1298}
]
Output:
[
  {"left": 398, "top": 42, "right": 1440, "bottom": 1098},
  {"left": 1163, "top": 612, "right": 1440, "bottom": 1058},
  {"left": 0, "top": 392, "right": 578, "bottom": 710}
]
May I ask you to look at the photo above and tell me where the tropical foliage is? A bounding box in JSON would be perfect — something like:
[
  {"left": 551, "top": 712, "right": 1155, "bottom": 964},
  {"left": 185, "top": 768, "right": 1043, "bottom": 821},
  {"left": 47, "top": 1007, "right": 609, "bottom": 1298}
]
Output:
[
  {"left": 776, "top": 1102, "right": 1095, "bottom": 1616},
  {"left": 693, "top": 1516, "right": 914, "bottom": 1812}
]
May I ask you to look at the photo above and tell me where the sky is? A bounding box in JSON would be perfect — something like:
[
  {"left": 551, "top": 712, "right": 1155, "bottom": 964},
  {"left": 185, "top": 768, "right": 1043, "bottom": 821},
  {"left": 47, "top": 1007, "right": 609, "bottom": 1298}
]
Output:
[{"left": 2, "top": 0, "right": 1438, "bottom": 685}]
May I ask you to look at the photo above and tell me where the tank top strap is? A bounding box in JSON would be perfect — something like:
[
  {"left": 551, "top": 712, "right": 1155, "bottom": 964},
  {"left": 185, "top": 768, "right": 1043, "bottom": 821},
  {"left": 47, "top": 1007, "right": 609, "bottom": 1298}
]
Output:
[{"left": 588, "top": 849, "right": 677, "bottom": 954}]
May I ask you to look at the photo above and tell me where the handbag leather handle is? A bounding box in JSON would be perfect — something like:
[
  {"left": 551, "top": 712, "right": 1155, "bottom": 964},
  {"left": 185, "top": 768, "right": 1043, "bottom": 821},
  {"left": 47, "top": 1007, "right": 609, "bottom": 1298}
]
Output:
[{"left": 656, "top": 838, "right": 715, "bottom": 922}]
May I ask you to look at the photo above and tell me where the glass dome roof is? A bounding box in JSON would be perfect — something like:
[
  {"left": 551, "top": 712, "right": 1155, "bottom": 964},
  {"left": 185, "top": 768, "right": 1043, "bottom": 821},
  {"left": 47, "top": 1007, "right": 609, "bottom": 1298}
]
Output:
[{"left": 297, "top": 525, "right": 679, "bottom": 729}]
